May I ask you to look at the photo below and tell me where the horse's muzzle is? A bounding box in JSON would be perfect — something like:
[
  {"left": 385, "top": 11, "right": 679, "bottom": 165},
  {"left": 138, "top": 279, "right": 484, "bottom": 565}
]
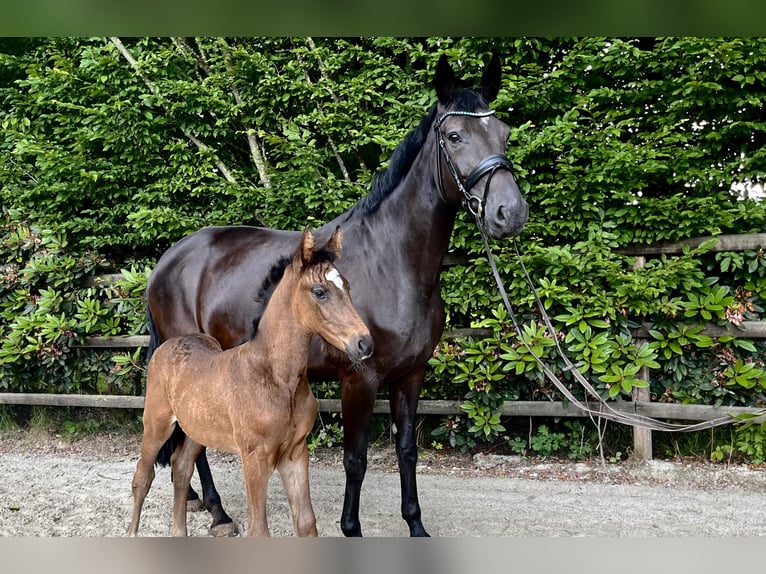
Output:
[
  {"left": 486, "top": 193, "right": 529, "bottom": 239},
  {"left": 345, "top": 334, "right": 374, "bottom": 363}
]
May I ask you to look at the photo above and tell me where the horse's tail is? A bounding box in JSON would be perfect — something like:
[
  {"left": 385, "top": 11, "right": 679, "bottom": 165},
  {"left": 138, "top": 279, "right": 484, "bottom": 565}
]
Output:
[
  {"left": 156, "top": 424, "right": 185, "bottom": 467},
  {"left": 145, "top": 304, "right": 186, "bottom": 467},
  {"left": 145, "top": 305, "right": 161, "bottom": 372}
]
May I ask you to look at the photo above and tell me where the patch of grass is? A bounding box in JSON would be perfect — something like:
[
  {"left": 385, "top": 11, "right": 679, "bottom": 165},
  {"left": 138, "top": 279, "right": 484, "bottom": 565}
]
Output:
[
  {"left": 0, "top": 405, "right": 142, "bottom": 438},
  {"left": 28, "top": 406, "right": 56, "bottom": 433},
  {"left": 654, "top": 427, "right": 738, "bottom": 462},
  {"left": 0, "top": 406, "right": 21, "bottom": 431}
]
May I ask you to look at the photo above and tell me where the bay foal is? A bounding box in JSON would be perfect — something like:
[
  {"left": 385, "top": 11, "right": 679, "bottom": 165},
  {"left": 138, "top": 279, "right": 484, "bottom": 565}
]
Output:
[{"left": 128, "top": 227, "right": 372, "bottom": 536}]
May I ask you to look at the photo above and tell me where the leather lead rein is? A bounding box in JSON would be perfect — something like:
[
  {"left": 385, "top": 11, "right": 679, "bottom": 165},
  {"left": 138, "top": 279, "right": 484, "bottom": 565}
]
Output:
[{"left": 476, "top": 215, "right": 740, "bottom": 433}]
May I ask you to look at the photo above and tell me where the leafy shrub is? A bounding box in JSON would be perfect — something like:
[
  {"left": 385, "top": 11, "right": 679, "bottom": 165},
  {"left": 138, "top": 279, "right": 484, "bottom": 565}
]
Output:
[
  {"left": 3, "top": 38, "right": 766, "bottom": 460},
  {"left": 0, "top": 216, "right": 149, "bottom": 395}
]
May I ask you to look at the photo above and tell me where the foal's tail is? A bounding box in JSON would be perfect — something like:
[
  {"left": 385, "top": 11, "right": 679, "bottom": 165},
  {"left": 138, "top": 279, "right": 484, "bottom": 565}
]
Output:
[{"left": 145, "top": 305, "right": 185, "bottom": 467}]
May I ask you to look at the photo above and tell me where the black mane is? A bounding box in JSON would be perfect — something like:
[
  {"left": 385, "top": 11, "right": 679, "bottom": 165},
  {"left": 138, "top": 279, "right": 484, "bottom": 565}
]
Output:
[
  {"left": 344, "top": 88, "right": 488, "bottom": 219},
  {"left": 345, "top": 105, "right": 437, "bottom": 219}
]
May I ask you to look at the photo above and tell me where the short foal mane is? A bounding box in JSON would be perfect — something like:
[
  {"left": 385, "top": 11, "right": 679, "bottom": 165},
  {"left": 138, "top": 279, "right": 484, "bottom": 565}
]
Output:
[{"left": 249, "top": 244, "right": 339, "bottom": 338}]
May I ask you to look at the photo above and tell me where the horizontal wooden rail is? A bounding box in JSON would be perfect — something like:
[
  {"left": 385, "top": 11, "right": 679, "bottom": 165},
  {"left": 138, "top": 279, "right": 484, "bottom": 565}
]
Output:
[
  {"left": 616, "top": 233, "right": 766, "bottom": 256},
  {"left": 0, "top": 393, "right": 145, "bottom": 409},
  {"left": 1, "top": 393, "right": 763, "bottom": 425},
  {"left": 74, "top": 320, "right": 766, "bottom": 349},
  {"left": 75, "top": 329, "right": 500, "bottom": 349},
  {"left": 76, "top": 336, "right": 150, "bottom": 348},
  {"left": 631, "top": 321, "right": 766, "bottom": 339}
]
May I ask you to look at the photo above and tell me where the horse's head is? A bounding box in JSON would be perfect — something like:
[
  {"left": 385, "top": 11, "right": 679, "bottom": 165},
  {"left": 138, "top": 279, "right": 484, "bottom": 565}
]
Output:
[
  {"left": 433, "top": 54, "right": 529, "bottom": 240},
  {"left": 291, "top": 226, "right": 373, "bottom": 363}
]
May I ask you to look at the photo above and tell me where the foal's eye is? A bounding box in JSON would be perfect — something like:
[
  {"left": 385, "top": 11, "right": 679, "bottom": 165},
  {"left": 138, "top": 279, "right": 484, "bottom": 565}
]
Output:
[
  {"left": 447, "top": 132, "right": 462, "bottom": 144},
  {"left": 312, "top": 286, "right": 327, "bottom": 300}
]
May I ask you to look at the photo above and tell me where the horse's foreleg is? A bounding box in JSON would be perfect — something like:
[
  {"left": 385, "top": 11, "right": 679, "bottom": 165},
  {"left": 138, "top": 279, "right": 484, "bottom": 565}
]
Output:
[
  {"left": 278, "top": 441, "right": 318, "bottom": 536},
  {"left": 389, "top": 367, "right": 430, "bottom": 537},
  {"left": 241, "top": 449, "right": 275, "bottom": 537},
  {"left": 339, "top": 375, "right": 378, "bottom": 537},
  {"left": 170, "top": 439, "right": 205, "bottom": 537},
  {"left": 194, "top": 449, "right": 238, "bottom": 536}
]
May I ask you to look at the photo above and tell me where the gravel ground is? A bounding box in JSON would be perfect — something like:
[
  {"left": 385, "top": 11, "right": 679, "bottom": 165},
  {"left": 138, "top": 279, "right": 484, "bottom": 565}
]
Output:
[{"left": 1, "top": 429, "right": 765, "bottom": 537}]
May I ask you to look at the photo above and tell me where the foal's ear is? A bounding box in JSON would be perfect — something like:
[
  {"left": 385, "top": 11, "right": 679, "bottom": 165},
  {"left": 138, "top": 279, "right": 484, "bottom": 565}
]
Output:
[
  {"left": 479, "top": 53, "right": 502, "bottom": 103},
  {"left": 296, "top": 226, "right": 315, "bottom": 269},
  {"left": 434, "top": 54, "right": 457, "bottom": 104},
  {"left": 326, "top": 225, "right": 342, "bottom": 259}
]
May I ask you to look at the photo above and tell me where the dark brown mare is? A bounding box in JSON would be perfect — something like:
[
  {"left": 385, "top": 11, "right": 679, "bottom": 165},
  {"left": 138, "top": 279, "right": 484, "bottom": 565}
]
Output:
[
  {"left": 145, "top": 54, "right": 528, "bottom": 537},
  {"left": 130, "top": 227, "right": 373, "bottom": 536}
]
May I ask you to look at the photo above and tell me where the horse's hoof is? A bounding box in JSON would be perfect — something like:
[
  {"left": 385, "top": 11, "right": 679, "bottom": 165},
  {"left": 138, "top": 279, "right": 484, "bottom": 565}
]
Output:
[
  {"left": 209, "top": 521, "right": 239, "bottom": 537},
  {"left": 187, "top": 499, "right": 205, "bottom": 512}
]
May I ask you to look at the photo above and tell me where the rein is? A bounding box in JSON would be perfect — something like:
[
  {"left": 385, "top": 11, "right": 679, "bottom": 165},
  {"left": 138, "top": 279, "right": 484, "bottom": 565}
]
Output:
[
  {"left": 435, "top": 108, "right": 739, "bottom": 432},
  {"left": 477, "top": 219, "right": 739, "bottom": 433}
]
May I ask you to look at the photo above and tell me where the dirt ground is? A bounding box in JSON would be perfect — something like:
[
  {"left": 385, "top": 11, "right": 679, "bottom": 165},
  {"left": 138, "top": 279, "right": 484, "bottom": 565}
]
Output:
[{"left": 1, "top": 429, "right": 765, "bottom": 537}]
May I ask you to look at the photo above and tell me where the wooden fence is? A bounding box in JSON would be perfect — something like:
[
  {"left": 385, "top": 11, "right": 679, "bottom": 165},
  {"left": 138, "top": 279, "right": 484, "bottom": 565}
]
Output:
[{"left": 2, "top": 233, "right": 766, "bottom": 460}]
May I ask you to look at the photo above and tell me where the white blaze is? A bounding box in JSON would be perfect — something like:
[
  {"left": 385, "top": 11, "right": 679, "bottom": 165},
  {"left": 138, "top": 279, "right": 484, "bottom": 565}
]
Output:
[{"left": 326, "top": 268, "right": 345, "bottom": 291}]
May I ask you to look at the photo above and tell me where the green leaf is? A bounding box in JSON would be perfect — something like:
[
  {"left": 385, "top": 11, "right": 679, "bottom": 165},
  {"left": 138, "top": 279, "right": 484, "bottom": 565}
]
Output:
[{"left": 733, "top": 339, "right": 757, "bottom": 352}]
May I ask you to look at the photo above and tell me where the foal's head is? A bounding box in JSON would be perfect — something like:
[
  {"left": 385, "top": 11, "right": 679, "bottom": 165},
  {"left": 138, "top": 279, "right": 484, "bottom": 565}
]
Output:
[{"left": 287, "top": 226, "right": 373, "bottom": 364}]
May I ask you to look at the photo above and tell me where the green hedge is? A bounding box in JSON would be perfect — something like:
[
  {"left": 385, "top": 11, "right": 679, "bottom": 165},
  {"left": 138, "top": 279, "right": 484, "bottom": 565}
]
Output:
[{"left": 2, "top": 37, "right": 766, "bottom": 456}]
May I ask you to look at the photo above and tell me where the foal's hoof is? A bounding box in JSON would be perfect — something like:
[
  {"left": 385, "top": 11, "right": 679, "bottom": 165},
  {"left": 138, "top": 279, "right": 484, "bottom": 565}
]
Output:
[
  {"left": 187, "top": 499, "right": 206, "bottom": 512},
  {"left": 209, "top": 521, "right": 239, "bottom": 537}
]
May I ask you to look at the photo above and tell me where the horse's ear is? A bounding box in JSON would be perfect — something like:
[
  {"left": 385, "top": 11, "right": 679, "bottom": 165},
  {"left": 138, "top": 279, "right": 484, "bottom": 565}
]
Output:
[
  {"left": 326, "top": 225, "right": 342, "bottom": 259},
  {"left": 296, "top": 226, "right": 314, "bottom": 270},
  {"left": 479, "top": 53, "right": 502, "bottom": 103},
  {"left": 433, "top": 54, "right": 457, "bottom": 104}
]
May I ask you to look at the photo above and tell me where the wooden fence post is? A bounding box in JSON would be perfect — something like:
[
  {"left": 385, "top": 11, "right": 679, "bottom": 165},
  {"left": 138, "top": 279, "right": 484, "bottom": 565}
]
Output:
[
  {"left": 631, "top": 255, "right": 653, "bottom": 460},
  {"left": 632, "top": 363, "right": 653, "bottom": 460}
]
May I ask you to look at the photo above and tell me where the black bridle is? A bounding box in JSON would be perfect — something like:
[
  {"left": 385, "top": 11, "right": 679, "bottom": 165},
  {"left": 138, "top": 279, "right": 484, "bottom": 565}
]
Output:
[{"left": 434, "top": 109, "right": 515, "bottom": 223}]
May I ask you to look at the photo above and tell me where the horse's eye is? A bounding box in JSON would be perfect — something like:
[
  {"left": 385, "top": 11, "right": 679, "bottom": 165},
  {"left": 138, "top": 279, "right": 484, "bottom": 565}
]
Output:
[
  {"left": 448, "top": 132, "right": 461, "bottom": 144},
  {"left": 312, "top": 286, "right": 327, "bottom": 300}
]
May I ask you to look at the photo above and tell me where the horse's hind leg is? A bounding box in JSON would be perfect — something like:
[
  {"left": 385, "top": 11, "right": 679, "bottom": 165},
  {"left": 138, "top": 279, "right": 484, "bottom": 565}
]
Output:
[
  {"left": 389, "top": 367, "right": 430, "bottom": 537},
  {"left": 194, "top": 449, "right": 239, "bottom": 536}
]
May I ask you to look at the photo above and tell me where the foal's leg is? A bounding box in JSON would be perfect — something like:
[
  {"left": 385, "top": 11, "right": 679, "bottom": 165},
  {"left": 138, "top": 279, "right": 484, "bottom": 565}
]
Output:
[
  {"left": 339, "top": 373, "right": 378, "bottom": 537},
  {"left": 170, "top": 438, "right": 205, "bottom": 537},
  {"left": 128, "top": 439, "right": 159, "bottom": 536},
  {"left": 277, "top": 442, "right": 318, "bottom": 537},
  {"left": 128, "top": 405, "right": 176, "bottom": 536},
  {"left": 240, "top": 447, "right": 276, "bottom": 537},
  {"left": 389, "top": 366, "right": 430, "bottom": 537}
]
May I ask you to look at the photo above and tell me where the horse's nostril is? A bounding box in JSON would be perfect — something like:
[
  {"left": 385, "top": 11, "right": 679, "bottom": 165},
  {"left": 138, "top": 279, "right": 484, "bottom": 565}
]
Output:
[
  {"left": 357, "top": 335, "right": 374, "bottom": 359},
  {"left": 496, "top": 204, "right": 508, "bottom": 224}
]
